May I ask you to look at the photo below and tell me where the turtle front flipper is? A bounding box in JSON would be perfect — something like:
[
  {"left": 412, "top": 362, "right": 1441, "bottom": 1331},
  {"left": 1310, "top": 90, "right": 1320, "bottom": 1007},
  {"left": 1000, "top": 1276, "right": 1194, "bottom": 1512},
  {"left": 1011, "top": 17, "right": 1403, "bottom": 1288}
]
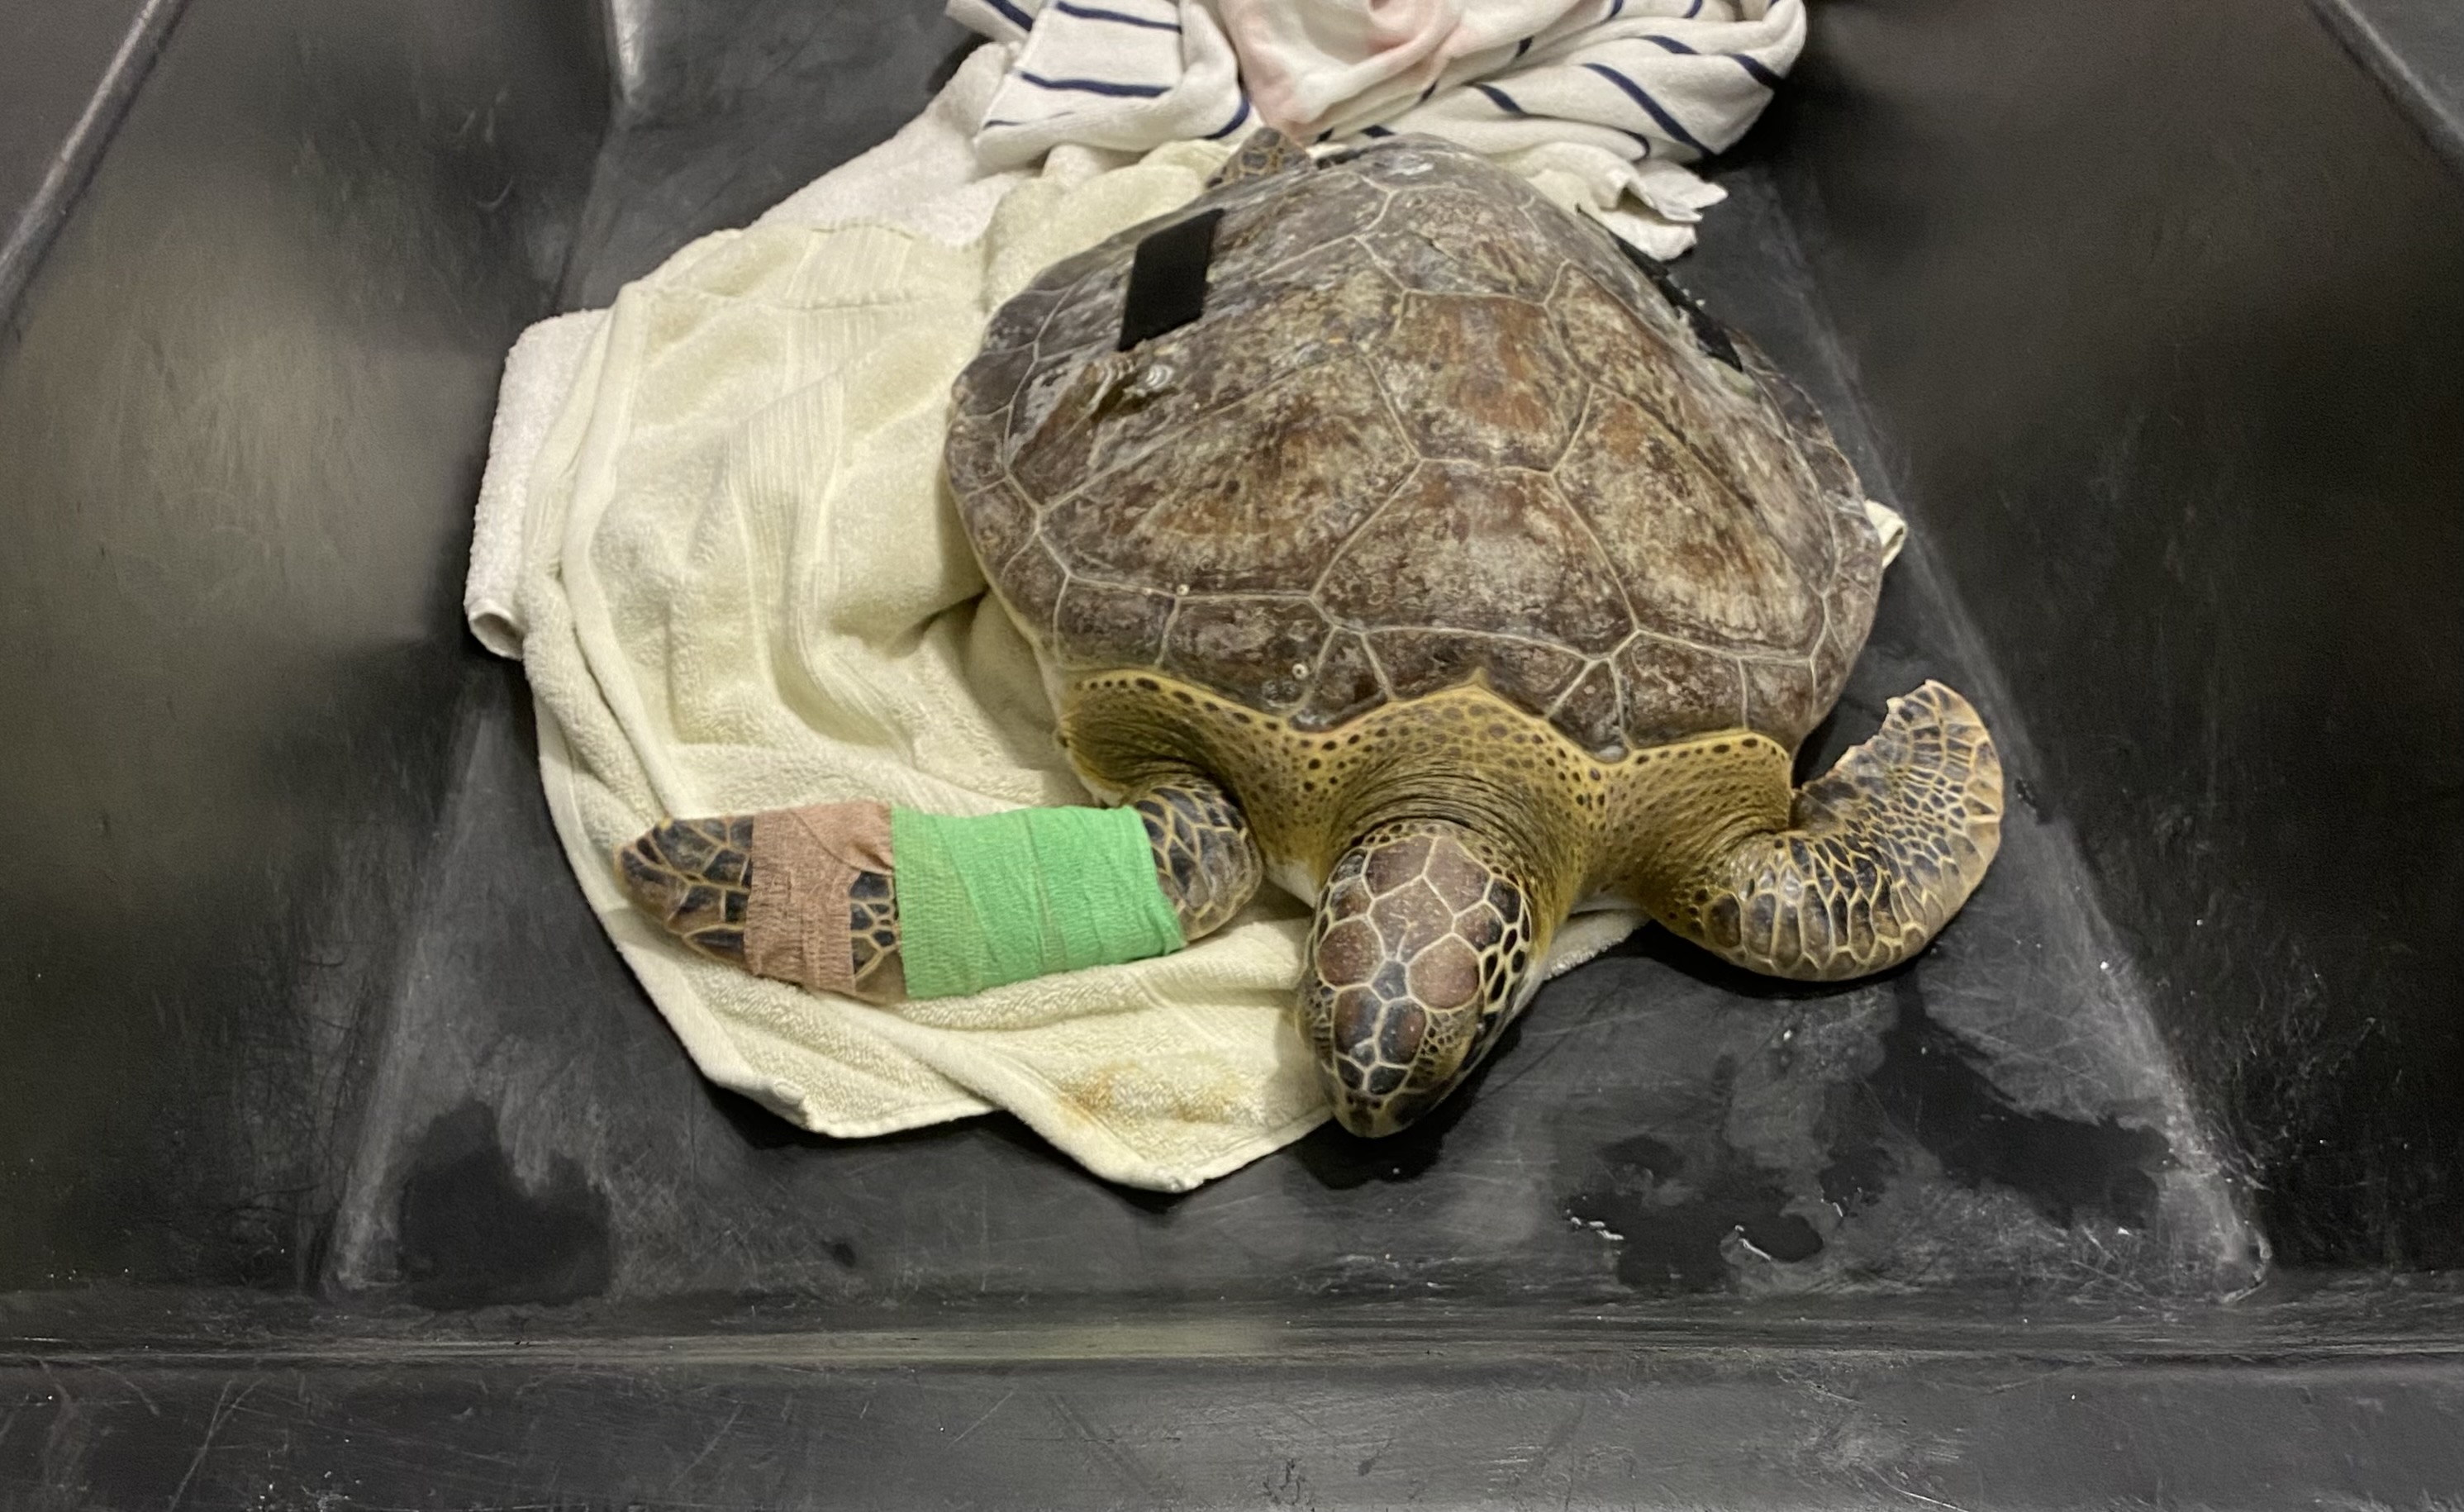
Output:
[
  {"left": 619, "top": 806, "right": 906, "bottom": 1001},
  {"left": 616, "top": 779, "right": 1260, "bottom": 1002},
  {"left": 1659, "top": 682, "right": 2004, "bottom": 980},
  {"left": 1302, "top": 820, "right": 1546, "bottom": 1137},
  {"left": 1130, "top": 776, "right": 1264, "bottom": 940}
]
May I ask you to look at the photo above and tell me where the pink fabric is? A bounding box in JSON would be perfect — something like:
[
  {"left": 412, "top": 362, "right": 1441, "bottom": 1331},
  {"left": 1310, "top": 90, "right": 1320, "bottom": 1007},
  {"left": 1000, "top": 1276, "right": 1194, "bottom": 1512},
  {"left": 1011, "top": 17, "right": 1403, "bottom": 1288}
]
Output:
[{"left": 1220, "top": 0, "right": 1591, "bottom": 139}]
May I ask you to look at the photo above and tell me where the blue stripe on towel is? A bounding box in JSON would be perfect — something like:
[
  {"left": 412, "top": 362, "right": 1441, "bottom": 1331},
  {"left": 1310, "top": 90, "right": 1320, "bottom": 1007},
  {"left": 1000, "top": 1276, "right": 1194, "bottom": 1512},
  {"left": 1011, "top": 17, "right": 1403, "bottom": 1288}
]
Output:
[
  {"left": 1472, "top": 82, "right": 1529, "bottom": 116},
  {"left": 1729, "top": 53, "right": 1782, "bottom": 88},
  {"left": 1644, "top": 34, "right": 1783, "bottom": 89},
  {"left": 1019, "top": 70, "right": 1171, "bottom": 97},
  {"left": 1581, "top": 60, "right": 1711, "bottom": 154},
  {"left": 985, "top": 0, "right": 1035, "bottom": 31},
  {"left": 1053, "top": 0, "right": 1181, "bottom": 31},
  {"left": 1204, "top": 97, "right": 1252, "bottom": 137}
]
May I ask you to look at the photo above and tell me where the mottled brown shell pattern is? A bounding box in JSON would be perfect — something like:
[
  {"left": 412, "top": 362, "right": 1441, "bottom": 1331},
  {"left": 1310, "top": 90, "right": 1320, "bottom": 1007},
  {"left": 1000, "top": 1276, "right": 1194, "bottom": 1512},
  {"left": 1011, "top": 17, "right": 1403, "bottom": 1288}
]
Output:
[{"left": 945, "top": 136, "right": 1889, "bottom": 758}]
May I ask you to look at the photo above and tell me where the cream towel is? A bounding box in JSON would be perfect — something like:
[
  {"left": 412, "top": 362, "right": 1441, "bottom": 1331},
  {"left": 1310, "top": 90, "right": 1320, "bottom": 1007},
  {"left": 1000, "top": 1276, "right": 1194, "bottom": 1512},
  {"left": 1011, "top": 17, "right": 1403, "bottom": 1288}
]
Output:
[
  {"left": 465, "top": 312, "right": 598, "bottom": 658},
  {"left": 490, "top": 50, "right": 1645, "bottom": 1190}
]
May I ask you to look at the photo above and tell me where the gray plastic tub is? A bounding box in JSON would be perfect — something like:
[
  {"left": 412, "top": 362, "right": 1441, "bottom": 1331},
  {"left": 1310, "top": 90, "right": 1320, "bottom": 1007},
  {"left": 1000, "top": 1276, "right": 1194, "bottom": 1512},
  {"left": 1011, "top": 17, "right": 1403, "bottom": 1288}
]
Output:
[{"left": 2, "top": 0, "right": 2459, "bottom": 1501}]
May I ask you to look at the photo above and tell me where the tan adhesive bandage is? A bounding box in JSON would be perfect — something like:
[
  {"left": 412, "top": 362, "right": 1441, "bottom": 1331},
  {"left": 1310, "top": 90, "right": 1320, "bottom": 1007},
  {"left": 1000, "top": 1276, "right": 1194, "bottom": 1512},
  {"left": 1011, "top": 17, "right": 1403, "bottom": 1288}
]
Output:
[{"left": 744, "top": 801, "right": 895, "bottom": 996}]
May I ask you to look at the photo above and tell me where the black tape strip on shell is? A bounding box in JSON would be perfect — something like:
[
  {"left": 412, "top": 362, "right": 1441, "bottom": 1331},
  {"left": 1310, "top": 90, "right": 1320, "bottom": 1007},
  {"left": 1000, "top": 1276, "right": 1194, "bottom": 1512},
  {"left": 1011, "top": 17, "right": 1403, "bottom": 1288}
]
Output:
[
  {"left": 1610, "top": 235, "right": 1743, "bottom": 372},
  {"left": 1117, "top": 209, "right": 1225, "bottom": 351}
]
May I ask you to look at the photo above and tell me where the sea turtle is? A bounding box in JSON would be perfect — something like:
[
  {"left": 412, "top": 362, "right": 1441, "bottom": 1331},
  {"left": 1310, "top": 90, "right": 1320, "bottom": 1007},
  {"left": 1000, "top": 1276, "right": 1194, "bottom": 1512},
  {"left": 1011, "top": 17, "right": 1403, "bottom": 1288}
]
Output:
[{"left": 619, "top": 131, "right": 2003, "bottom": 1137}]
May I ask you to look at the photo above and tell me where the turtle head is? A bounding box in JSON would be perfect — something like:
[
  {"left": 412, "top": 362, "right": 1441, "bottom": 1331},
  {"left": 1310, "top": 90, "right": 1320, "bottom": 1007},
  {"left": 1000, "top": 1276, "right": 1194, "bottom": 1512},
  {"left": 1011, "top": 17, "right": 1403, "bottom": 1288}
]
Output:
[{"left": 1301, "top": 819, "right": 1546, "bottom": 1137}]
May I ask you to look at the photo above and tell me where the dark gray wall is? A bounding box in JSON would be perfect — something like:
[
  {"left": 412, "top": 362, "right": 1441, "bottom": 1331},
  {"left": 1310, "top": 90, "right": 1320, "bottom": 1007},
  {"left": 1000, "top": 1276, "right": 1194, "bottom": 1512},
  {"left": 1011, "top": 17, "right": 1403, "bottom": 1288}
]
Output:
[
  {"left": 562, "top": 0, "right": 974, "bottom": 302},
  {"left": 1770, "top": 0, "right": 2464, "bottom": 1265},
  {"left": 0, "top": 0, "right": 605, "bottom": 1288}
]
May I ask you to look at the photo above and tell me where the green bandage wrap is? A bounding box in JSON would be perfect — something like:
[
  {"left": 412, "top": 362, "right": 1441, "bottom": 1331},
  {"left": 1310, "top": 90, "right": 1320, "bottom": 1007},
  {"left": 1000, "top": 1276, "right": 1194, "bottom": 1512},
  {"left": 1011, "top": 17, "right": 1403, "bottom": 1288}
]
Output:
[{"left": 891, "top": 805, "right": 1186, "bottom": 999}]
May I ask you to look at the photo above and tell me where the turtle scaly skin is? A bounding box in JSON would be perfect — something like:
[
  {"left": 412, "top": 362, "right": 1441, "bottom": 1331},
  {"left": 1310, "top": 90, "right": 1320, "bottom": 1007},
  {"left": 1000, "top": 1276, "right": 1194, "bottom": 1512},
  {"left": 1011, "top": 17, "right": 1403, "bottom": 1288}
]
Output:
[
  {"left": 620, "top": 816, "right": 754, "bottom": 963},
  {"left": 621, "top": 132, "right": 2004, "bottom": 1139}
]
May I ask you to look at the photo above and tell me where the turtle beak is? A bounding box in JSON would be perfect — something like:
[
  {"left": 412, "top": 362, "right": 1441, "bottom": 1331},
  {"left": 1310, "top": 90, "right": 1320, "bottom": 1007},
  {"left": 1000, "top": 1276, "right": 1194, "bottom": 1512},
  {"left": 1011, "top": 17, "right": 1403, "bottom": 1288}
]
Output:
[
  {"left": 1308, "top": 987, "right": 1507, "bottom": 1138},
  {"left": 1325, "top": 1077, "right": 1449, "bottom": 1139}
]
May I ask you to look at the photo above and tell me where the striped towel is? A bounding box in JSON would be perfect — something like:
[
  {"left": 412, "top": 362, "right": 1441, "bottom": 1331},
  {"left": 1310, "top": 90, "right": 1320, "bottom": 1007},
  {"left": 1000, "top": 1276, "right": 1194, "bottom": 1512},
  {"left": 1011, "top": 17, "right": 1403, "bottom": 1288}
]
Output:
[{"left": 943, "top": 0, "right": 1803, "bottom": 256}]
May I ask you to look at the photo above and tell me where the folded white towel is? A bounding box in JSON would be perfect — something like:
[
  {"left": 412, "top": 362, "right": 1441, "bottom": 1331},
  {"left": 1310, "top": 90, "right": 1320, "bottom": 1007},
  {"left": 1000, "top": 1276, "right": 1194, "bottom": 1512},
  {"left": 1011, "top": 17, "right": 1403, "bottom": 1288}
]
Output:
[
  {"left": 465, "top": 312, "right": 600, "bottom": 658},
  {"left": 945, "top": 0, "right": 1801, "bottom": 255},
  {"left": 485, "top": 48, "right": 1641, "bottom": 1190}
]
